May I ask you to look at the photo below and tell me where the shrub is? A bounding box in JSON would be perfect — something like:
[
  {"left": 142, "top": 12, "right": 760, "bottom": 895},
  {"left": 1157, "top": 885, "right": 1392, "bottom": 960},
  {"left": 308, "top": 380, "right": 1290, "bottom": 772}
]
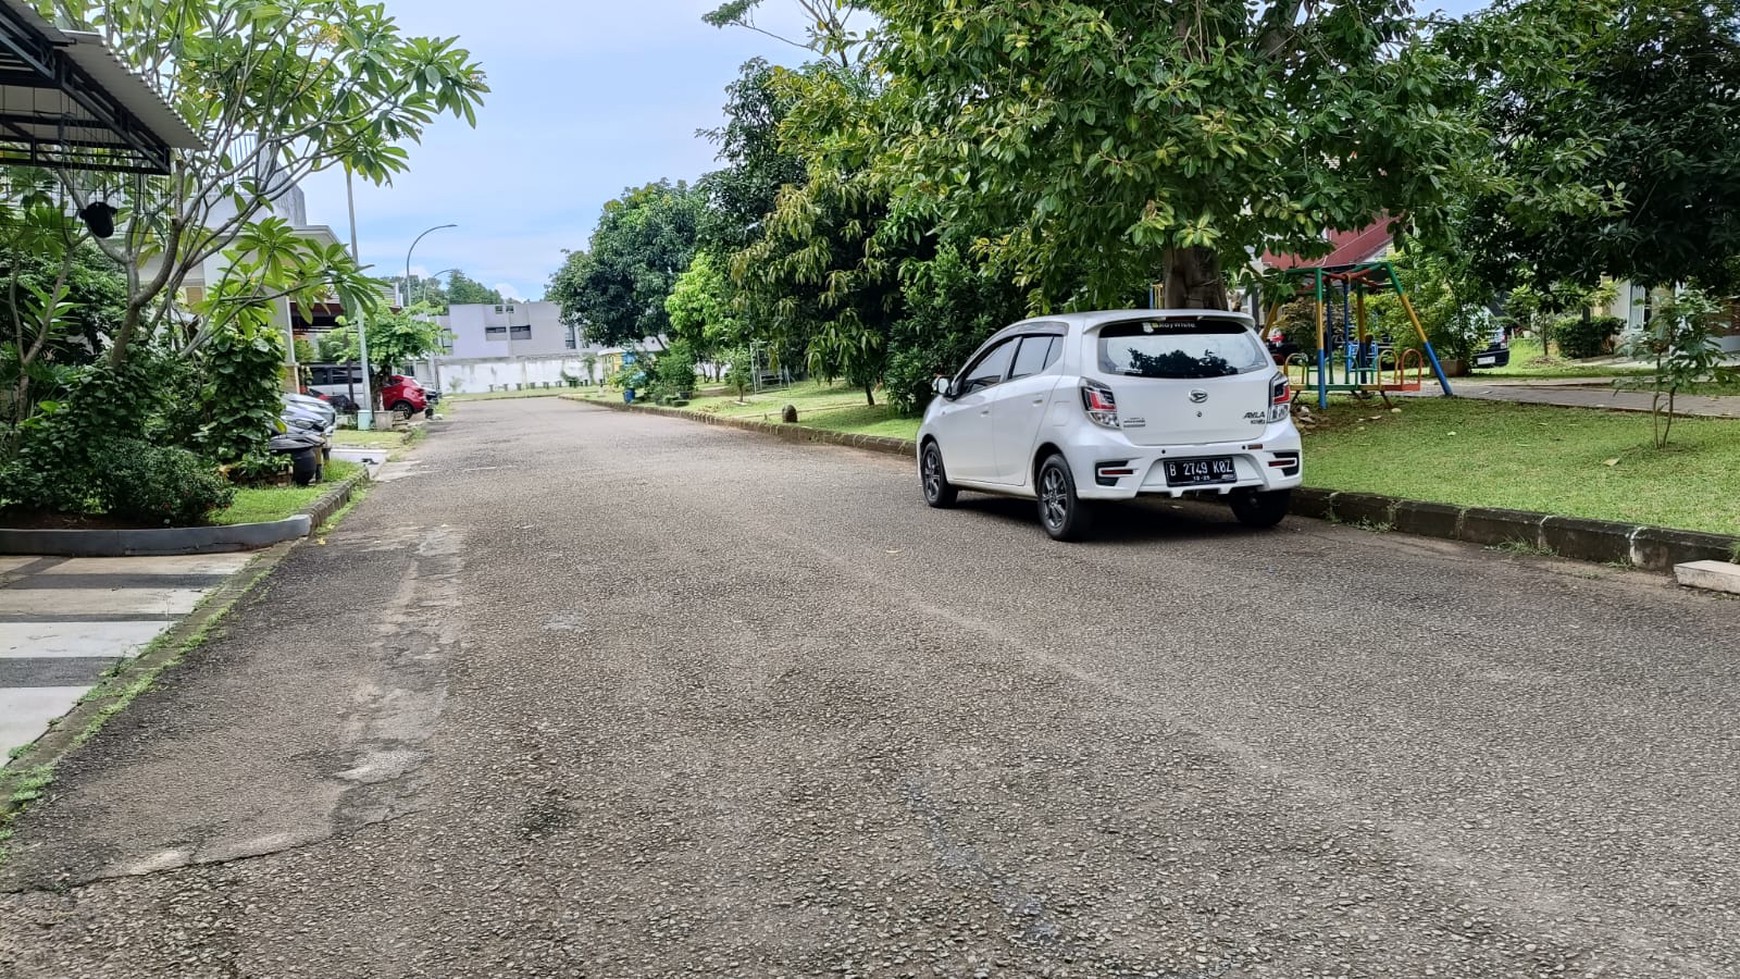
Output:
[
  {"left": 1553, "top": 315, "right": 1625, "bottom": 359},
  {"left": 99, "top": 439, "right": 235, "bottom": 526}
]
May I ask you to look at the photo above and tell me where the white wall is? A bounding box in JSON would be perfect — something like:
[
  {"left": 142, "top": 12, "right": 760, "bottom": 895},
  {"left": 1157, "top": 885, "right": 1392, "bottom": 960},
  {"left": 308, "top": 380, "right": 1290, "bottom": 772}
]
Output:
[
  {"left": 415, "top": 355, "right": 607, "bottom": 395},
  {"left": 445, "top": 302, "right": 592, "bottom": 359}
]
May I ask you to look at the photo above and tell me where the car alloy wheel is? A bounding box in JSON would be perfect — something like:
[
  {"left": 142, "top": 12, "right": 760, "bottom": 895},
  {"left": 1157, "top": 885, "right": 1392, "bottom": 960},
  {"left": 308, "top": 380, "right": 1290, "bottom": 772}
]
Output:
[
  {"left": 1036, "top": 453, "right": 1091, "bottom": 541},
  {"left": 921, "top": 442, "right": 957, "bottom": 508}
]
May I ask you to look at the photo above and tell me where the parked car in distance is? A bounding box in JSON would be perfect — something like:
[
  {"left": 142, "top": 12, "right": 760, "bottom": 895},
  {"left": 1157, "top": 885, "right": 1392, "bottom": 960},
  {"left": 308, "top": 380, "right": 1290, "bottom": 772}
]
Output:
[
  {"left": 380, "top": 373, "right": 429, "bottom": 416},
  {"left": 303, "top": 363, "right": 432, "bottom": 416},
  {"left": 918, "top": 310, "right": 1303, "bottom": 541}
]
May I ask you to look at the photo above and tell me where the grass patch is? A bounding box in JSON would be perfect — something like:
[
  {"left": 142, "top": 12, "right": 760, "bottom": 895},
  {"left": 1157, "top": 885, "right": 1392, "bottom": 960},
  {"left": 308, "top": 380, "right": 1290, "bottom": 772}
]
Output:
[
  {"left": 446, "top": 387, "right": 576, "bottom": 401},
  {"left": 576, "top": 381, "right": 924, "bottom": 440},
  {"left": 1475, "top": 337, "right": 1652, "bottom": 380},
  {"left": 330, "top": 429, "right": 403, "bottom": 449},
  {"left": 210, "top": 460, "right": 363, "bottom": 526},
  {"left": 1304, "top": 398, "right": 1740, "bottom": 536}
]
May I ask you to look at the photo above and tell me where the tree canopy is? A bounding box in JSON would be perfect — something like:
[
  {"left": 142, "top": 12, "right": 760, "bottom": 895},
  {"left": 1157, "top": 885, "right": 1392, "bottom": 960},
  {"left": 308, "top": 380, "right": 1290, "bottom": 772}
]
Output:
[
  {"left": 1440, "top": 0, "right": 1740, "bottom": 294},
  {"left": 871, "top": 0, "right": 1477, "bottom": 308},
  {"left": 547, "top": 181, "right": 705, "bottom": 348}
]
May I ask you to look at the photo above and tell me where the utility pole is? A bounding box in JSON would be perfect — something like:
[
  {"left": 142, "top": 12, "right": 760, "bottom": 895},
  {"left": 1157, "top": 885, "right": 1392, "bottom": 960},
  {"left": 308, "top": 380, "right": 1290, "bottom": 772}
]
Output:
[{"left": 345, "top": 170, "right": 375, "bottom": 430}]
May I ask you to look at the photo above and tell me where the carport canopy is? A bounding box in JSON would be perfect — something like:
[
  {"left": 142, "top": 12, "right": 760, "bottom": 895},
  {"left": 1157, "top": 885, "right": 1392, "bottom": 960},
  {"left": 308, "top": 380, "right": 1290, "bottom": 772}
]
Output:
[{"left": 0, "top": 0, "right": 200, "bottom": 175}]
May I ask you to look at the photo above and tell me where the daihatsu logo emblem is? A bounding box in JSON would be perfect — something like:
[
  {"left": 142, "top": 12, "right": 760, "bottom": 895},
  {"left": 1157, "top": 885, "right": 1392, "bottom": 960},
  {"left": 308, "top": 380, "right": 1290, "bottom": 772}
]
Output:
[{"left": 1189, "top": 389, "right": 1209, "bottom": 404}]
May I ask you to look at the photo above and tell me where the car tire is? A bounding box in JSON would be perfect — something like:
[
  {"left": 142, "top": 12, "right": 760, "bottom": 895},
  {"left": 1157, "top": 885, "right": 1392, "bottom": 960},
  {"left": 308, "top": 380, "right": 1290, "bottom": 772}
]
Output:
[
  {"left": 391, "top": 400, "right": 414, "bottom": 416},
  {"left": 920, "top": 440, "right": 957, "bottom": 509},
  {"left": 1036, "top": 453, "right": 1092, "bottom": 542},
  {"left": 1230, "top": 488, "right": 1291, "bottom": 529}
]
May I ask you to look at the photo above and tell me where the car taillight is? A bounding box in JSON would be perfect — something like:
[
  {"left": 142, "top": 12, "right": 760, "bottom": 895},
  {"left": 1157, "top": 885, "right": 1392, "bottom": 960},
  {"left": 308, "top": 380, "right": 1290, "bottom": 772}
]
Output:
[
  {"left": 1080, "top": 380, "right": 1119, "bottom": 428},
  {"left": 1268, "top": 373, "right": 1290, "bottom": 423}
]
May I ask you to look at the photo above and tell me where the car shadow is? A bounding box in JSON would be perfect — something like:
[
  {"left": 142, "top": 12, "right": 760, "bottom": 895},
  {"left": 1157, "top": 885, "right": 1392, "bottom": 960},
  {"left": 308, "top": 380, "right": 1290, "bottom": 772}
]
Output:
[{"left": 951, "top": 494, "right": 1260, "bottom": 545}]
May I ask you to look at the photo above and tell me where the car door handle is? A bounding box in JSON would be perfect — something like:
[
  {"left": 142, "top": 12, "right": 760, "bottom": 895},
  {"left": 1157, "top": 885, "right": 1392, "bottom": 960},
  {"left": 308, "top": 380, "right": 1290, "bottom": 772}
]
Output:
[{"left": 1032, "top": 398, "right": 1044, "bottom": 405}]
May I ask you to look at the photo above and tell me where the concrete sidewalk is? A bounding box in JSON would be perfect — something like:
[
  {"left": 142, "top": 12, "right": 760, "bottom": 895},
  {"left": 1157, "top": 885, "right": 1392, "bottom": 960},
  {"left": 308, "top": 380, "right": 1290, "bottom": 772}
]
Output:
[
  {"left": 1403, "top": 379, "right": 1740, "bottom": 418},
  {"left": 0, "top": 553, "right": 255, "bottom": 759}
]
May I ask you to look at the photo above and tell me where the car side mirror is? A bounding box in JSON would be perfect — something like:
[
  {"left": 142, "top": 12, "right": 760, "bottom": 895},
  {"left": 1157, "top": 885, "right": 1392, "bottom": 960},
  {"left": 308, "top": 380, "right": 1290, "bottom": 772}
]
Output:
[{"left": 932, "top": 376, "right": 953, "bottom": 398}]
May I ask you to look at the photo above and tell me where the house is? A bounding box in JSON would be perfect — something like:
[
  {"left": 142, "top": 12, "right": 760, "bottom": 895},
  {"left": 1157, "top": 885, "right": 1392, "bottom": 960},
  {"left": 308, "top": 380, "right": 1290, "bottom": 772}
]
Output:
[{"left": 442, "top": 301, "right": 587, "bottom": 359}]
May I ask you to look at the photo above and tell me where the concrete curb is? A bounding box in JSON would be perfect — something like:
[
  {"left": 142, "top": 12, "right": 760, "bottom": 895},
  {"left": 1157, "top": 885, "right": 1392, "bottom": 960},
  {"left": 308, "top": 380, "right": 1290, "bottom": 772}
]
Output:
[
  {"left": 0, "top": 472, "right": 365, "bottom": 557},
  {"left": 1306, "top": 489, "right": 1740, "bottom": 573},
  {"left": 566, "top": 396, "right": 1740, "bottom": 575},
  {"left": 569, "top": 395, "right": 918, "bottom": 458}
]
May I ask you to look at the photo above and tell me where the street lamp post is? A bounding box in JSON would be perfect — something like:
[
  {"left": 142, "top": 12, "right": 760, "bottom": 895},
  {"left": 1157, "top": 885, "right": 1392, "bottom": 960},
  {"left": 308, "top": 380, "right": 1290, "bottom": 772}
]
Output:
[
  {"left": 402, "top": 223, "right": 457, "bottom": 307},
  {"left": 344, "top": 170, "right": 375, "bottom": 431},
  {"left": 425, "top": 268, "right": 461, "bottom": 306}
]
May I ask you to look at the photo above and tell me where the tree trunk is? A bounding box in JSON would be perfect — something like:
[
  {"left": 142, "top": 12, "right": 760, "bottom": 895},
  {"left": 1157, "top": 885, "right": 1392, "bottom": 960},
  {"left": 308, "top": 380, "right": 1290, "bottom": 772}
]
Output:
[
  {"left": 863, "top": 383, "right": 875, "bottom": 407},
  {"left": 1161, "top": 246, "right": 1231, "bottom": 310}
]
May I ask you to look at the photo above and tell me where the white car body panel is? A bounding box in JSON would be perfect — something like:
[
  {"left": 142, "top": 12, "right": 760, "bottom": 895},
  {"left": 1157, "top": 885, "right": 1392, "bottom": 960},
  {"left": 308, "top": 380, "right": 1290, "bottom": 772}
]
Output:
[{"left": 919, "top": 310, "right": 1303, "bottom": 503}]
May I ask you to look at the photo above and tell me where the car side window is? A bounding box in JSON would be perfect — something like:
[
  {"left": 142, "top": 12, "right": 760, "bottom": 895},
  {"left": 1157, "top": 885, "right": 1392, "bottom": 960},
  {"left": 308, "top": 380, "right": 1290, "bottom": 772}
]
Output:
[
  {"left": 959, "top": 339, "right": 1017, "bottom": 394},
  {"left": 1008, "top": 336, "right": 1059, "bottom": 380}
]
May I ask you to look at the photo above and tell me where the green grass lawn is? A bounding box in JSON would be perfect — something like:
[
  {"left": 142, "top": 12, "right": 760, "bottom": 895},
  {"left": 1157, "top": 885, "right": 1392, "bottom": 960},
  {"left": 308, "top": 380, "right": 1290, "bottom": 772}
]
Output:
[
  {"left": 446, "top": 387, "right": 578, "bottom": 401},
  {"left": 1303, "top": 398, "right": 1740, "bottom": 536},
  {"left": 575, "top": 381, "right": 925, "bottom": 440},
  {"left": 211, "top": 460, "right": 363, "bottom": 526},
  {"left": 329, "top": 429, "right": 402, "bottom": 449},
  {"left": 1474, "top": 337, "right": 1652, "bottom": 380}
]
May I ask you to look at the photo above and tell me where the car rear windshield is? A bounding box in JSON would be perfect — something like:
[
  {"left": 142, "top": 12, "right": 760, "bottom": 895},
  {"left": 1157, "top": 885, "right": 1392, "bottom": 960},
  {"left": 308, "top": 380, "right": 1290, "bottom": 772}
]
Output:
[{"left": 1097, "top": 318, "right": 1268, "bottom": 379}]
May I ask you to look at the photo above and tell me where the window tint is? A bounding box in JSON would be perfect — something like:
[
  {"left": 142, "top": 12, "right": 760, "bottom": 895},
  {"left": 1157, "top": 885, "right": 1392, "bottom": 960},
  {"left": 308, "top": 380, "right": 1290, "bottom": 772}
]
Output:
[
  {"left": 1097, "top": 318, "right": 1268, "bottom": 379},
  {"left": 1009, "top": 336, "right": 1058, "bottom": 380},
  {"left": 960, "top": 339, "right": 1016, "bottom": 393}
]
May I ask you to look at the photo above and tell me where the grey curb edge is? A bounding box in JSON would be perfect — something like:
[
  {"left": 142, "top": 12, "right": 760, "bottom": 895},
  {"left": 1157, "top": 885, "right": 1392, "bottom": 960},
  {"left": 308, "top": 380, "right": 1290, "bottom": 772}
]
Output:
[
  {"left": 0, "top": 473, "right": 364, "bottom": 558},
  {"left": 569, "top": 396, "right": 1738, "bottom": 575}
]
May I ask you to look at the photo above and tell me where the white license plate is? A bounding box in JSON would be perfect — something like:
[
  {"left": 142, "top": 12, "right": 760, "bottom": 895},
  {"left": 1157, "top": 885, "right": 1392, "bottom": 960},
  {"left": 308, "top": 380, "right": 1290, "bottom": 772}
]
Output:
[{"left": 1165, "top": 457, "right": 1237, "bottom": 486}]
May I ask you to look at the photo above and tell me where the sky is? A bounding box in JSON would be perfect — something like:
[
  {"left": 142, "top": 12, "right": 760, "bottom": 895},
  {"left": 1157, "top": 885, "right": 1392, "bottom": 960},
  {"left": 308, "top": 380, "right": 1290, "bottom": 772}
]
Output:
[
  {"left": 300, "top": 1, "right": 1487, "bottom": 304},
  {"left": 299, "top": 1, "right": 818, "bottom": 303}
]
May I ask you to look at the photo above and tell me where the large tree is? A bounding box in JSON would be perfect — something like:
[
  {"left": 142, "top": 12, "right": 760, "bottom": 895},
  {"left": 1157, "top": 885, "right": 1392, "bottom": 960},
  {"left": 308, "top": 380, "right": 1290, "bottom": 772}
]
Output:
[
  {"left": 548, "top": 180, "right": 706, "bottom": 348},
  {"left": 1441, "top": 0, "right": 1740, "bottom": 294},
  {"left": 44, "top": 0, "right": 489, "bottom": 365},
  {"left": 869, "top": 0, "right": 1476, "bottom": 309}
]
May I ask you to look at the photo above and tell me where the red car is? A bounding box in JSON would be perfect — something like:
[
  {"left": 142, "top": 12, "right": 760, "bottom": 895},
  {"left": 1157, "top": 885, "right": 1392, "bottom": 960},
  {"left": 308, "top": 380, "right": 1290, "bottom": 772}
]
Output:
[{"left": 380, "top": 373, "right": 428, "bottom": 415}]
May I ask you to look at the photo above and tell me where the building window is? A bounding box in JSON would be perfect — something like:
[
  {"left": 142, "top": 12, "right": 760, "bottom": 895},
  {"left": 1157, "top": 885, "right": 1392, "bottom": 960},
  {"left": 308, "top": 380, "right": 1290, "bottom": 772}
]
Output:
[
  {"left": 485, "top": 325, "right": 507, "bottom": 340},
  {"left": 510, "top": 325, "right": 531, "bottom": 340},
  {"left": 564, "top": 328, "right": 577, "bottom": 350}
]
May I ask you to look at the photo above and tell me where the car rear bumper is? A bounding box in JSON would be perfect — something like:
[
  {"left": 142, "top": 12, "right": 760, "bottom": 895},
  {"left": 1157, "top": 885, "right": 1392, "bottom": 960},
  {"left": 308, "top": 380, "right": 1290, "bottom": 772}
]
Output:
[{"left": 1070, "top": 421, "right": 1303, "bottom": 501}]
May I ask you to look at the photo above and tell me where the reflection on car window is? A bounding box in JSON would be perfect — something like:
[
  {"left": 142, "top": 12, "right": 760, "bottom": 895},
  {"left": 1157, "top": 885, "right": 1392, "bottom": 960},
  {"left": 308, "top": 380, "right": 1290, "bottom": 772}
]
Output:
[
  {"left": 1098, "top": 319, "right": 1268, "bottom": 379},
  {"left": 1009, "top": 336, "right": 1057, "bottom": 380},
  {"left": 961, "top": 340, "right": 1016, "bottom": 392}
]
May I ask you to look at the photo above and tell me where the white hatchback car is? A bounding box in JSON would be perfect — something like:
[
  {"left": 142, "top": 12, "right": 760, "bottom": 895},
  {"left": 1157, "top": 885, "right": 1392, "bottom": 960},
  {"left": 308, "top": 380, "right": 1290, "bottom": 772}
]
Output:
[{"left": 917, "top": 310, "right": 1302, "bottom": 540}]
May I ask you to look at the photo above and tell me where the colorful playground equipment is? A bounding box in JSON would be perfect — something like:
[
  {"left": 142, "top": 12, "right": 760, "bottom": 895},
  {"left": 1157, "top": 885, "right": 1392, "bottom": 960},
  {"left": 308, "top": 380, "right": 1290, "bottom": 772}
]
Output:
[{"left": 1271, "top": 261, "right": 1455, "bottom": 408}]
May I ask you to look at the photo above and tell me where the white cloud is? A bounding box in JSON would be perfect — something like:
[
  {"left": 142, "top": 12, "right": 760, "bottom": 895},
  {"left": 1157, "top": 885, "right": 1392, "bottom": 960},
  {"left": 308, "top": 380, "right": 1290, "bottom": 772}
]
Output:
[{"left": 298, "top": 0, "right": 812, "bottom": 308}]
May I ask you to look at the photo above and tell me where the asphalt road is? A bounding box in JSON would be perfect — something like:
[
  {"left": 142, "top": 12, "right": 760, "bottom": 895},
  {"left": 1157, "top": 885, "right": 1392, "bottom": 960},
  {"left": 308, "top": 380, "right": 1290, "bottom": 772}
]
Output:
[{"left": 2, "top": 398, "right": 1736, "bottom": 978}]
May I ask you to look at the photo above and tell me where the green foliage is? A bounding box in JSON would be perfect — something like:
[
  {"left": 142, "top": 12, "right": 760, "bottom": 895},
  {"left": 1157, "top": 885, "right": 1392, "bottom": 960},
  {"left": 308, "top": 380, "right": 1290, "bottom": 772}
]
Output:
[
  {"left": 648, "top": 341, "right": 700, "bottom": 401},
  {"left": 1554, "top": 316, "right": 1626, "bottom": 360},
  {"left": 192, "top": 314, "right": 285, "bottom": 474},
  {"left": 321, "top": 304, "right": 452, "bottom": 397},
  {"left": 884, "top": 242, "right": 1029, "bottom": 414},
  {"left": 51, "top": 0, "right": 487, "bottom": 365},
  {"left": 1, "top": 361, "right": 159, "bottom": 514},
  {"left": 99, "top": 439, "right": 235, "bottom": 526},
  {"left": 725, "top": 348, "right": 753, "bottom": 399},
  {"left": 1441, "top": 0, "right": 1740, "bottom": 294},
  {"left": 665, "top": 251, "right": 744, "bottom": 365},
  {"left": 872, "top": 0, "right": 1476, "bottom": 308},
  {"left": 548, "top": 181, "right": 706, "bottom": 348},
  {"left": 1617, "top": 289, "right": 1739, "bottom": 447},
  {"left": 698, "top": 58, "right": 810, "bottom": 254}
]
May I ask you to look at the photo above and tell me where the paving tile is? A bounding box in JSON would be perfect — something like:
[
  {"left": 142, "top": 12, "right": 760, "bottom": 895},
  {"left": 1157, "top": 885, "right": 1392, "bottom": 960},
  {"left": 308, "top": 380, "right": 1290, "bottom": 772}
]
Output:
[
  {"left": 45, "top": 555, "right": 255, "bottom": 576},
  {"left": 0, "top": 686, "right": 91, "bottom": 759},
  {"left": 0, "top": 621, "right": 167, "bottom": 659},
  {"left": 0, "top": 657, "right": 117, "bottom": 688},
  {"left": 0, "top": 557, "right": 41, "bottom": 574},
  {"left": 0, "top": 587, "right": 209, "bottom": 617}
]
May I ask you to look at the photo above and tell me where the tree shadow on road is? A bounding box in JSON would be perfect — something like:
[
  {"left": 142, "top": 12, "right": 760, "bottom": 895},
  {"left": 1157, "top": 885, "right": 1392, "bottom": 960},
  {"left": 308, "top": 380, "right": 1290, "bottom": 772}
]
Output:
[{"left": 950, "top": 495, "right": 1263, "bottom": 546}]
